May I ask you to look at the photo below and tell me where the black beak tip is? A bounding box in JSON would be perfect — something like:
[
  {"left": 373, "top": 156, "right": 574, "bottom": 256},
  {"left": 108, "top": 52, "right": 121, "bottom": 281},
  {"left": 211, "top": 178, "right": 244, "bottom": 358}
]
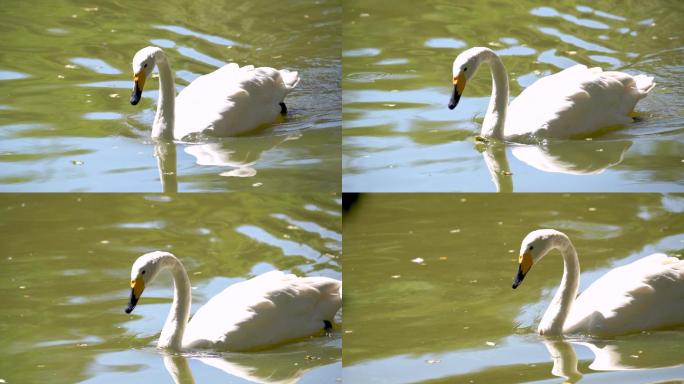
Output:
[
  {"left": 130, "top": 87, "right": 142, "bottom": 105},
  {"left": 125, "top": 288, "right": 139, "bottom": 314},
  {"left": 448, "top": 86, "right": 461, "bottom": 110},
  {"left": 512, "top": 269, "right": 526, "bottom": 289}
]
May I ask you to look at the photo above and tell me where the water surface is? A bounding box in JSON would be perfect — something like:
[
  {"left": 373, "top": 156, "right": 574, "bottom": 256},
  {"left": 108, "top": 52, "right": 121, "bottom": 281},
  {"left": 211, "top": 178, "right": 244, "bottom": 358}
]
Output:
[
  {"left": 0, "top": 193, "right": 341, "bottom": 383},
  {"left": 342, "top": 1, "right": 684, "bottom": 192},
  {"left": 0, "top": 0, "right": 341, "bottom": 192},
  {"left": 343, "top": 193, "right": 684, "bottom": 383}
]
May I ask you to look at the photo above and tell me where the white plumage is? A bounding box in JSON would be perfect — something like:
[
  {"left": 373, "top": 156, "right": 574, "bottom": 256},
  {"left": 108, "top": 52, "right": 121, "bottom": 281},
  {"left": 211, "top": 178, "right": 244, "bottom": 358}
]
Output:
[
  {"left": 130, "top": 46, "right": 300, "bottom": 140},
  {"left": 512, "top": 229, "right": 684, "bottom": 337},
  {"left": 449, "top": 47, "right": 655, "bottom": 141},
  {"left": 563, "top": 253, "right": 684, "bottom": 335},
  {"left": 125, "top": 251, "right": 341, "bottom": 352},
  {"left": 184, "top": 270, "right": 341, "bottom": 351}
]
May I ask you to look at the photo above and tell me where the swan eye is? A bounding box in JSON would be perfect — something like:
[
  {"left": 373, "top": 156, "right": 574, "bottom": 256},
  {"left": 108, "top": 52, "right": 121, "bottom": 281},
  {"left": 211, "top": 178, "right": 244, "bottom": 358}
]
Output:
[
  {"left": 529, "top": 246, "right": 534, "bottom": 250},
  {"left": 142, "top": 270, "right": 146, "bottom": 275},
  {"left": 144, "top": 63, "right": 148, "bottom": 68},
  {"left": 463, "top": 67, "right": 467, "bottom": 72}
]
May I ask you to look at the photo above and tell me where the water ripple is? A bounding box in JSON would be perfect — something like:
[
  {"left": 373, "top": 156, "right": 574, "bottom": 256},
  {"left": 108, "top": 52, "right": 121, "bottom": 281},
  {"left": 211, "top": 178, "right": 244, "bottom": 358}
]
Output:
[
  {"left": 537, "top": 26, "right": 615, "bottom": 53},
  {"left": 531, "top": 6, "right": 610, "bottom": 30},
  {"left": 69, "top": 57, "right": 121, "bottom": 75},
  {"left": 153, "top": 25, "right": 245, "bottom": 47},
  {"left": 0, "top": 70, "right": 30, "bottom": 80}
]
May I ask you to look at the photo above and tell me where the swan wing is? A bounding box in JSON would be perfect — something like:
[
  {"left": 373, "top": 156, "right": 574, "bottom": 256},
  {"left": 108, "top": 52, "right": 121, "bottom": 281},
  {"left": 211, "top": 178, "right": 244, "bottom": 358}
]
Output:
[
  {"left": 564, "top": 253, "right": 684, "bottom": 335},
  {"left": 183, "top": 271, "right": 341, "bottom": 351},
  {"left": 505, "top": 65, "right": 655, "bottom": 139},
  {"left": 173, "top": 64, "right": 300, "bottom": 139}
]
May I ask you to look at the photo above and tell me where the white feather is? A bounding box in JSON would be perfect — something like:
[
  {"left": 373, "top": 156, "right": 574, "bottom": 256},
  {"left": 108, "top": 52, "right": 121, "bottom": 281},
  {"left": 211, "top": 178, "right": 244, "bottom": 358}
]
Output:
[
  {"left": 451, "top": 47, "right": 655, "bottom": 140},
  {"left": 515, "top": 230, "right": 684, "bottom": 337},
  {"left": 564, "top": 253, "right": 684, "bottom": 335},
  {"left": 127, "top": 252, "right": 341, "bottom": 352},
  {"left": 130, "top": 46, "right": 300, "bottom": 140},
  {"left": 184, "top": 271, "right": 341, "bottom": 351}
]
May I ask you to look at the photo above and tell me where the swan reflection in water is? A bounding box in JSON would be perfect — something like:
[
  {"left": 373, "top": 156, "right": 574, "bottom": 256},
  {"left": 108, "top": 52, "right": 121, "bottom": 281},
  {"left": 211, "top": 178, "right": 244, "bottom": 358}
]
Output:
[
  {"left": 153, "top": 133, "right": 299, "bottom": 192},
  {"left": 478, "top": 139, "right": 632, "bottom": 192},
  {"left": 162, "top": 343, "right": 339, "bottom": 384},
  {"left": 542, "top": 335, "right": 684, "bottom": 383}
]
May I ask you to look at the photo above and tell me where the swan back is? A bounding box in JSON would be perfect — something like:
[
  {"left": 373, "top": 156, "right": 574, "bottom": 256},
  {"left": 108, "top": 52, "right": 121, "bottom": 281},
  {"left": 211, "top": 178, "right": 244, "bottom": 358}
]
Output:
[
  {"left": 505, "top": 65, "right": 656, "bottom": 139},
  {"left": 183, "top": 271, "right": 341, "bottom": 351},
  {"left": 564, "top": 253, "right": 684, "bottom": 335},
  {"left": 174, "top": 64, "right": 300, "bottom": 138}
]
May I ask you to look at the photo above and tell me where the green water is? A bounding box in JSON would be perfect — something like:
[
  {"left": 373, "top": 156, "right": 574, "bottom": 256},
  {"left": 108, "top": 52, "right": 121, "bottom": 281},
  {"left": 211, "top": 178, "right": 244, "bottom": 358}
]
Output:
[
  {"left": 0, "top": 0, "right": 341, "bottom": 192},
  {"left": 342, "top": 0, "right": 684, "bottom": 192},
  {"left": 343, "top": 194, "right": 684, "bottom": 383},
  {"left": 0, "top": 194, "right": 341, "bottom": 383}
]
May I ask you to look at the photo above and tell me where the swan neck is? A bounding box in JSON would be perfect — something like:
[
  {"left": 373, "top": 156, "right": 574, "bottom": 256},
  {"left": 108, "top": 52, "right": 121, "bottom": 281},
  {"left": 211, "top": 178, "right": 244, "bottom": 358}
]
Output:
[
  {"left": 152, "top": 52, "right": 175, "bottom": 140},
  {"left": 540, "top": 237, "right": 579, "bottom": 335},
  {"left": 158, "top": 256, "right": 191, "bottom": 351},
  {"left": 480, "top": 52, "right": 509, "bottom": 140}
]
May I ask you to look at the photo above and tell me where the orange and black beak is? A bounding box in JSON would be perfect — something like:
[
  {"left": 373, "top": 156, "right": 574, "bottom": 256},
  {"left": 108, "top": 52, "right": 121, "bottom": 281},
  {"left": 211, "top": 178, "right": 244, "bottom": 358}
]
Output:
[
  {"left": 512, "top": 251, "right": 533, "bottom": 289},
  {"left": 125, "top": 276, "right": 145, "bottom": 313},
  {"left": 130, "top": 71, "right": 146, "bottom": 105},
  {"left": 448, "top": 72, "right": 466, "bottom": 110}
]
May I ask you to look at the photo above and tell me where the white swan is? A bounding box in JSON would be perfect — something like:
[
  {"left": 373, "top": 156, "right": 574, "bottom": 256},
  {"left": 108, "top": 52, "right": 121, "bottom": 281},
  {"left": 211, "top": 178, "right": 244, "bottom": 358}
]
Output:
[
  {"left": 130, "top": 46, "right": 300, "bottom": 140},
  {"left": 448, "top": 47, "right": 655, "bottom": 140},
  {"left": 125, "top": 251, "right": 341, "bottom": 351},
  {"left": 512, "top": 229, "right": 684, "bottom": 336}
]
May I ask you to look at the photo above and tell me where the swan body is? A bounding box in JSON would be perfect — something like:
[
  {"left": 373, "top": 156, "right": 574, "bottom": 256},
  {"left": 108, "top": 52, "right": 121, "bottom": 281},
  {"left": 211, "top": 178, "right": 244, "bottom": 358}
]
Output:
[
  {"left": 512, "top": 229, "right": 684, "bottom": 336},
  {"left": 130, "top": 46, "right": 300, "bottom": 140},
  {"left": 449, "top": 47, "right": 655, "bottom": 141},
  {"left": 125, "top": 251, "right": 341, "bottom": 351}
]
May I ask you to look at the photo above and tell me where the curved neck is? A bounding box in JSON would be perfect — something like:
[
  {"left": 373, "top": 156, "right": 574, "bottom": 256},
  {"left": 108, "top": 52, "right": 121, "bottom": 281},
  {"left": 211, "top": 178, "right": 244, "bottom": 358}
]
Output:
[
  {"left": 539, "top": 235, "right": 580, "bottom": 336},
  {"left": 152, "top": 52, "right": 176, "bottom": 140},
  {"left": 157, "top": 255, "right": 191, "bottom": 350},
  {"left": 479, "top": 51, "right": 509, "bottom": 140}
]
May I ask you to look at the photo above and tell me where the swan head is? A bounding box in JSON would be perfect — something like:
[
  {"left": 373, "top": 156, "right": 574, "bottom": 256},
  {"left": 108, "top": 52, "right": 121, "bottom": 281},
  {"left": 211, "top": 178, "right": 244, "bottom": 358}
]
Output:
[
  {"left": 512, "top": 229, "right": 566, "bottom": 289},
  {"left": 130, "top": 46, "right": 162, "bottom": 106},
  {"left": 125, "top": 250, "right": 172, "bottom": 314},
  {"left": 448, "top": 47, "right": 487, "bottom": 110}
]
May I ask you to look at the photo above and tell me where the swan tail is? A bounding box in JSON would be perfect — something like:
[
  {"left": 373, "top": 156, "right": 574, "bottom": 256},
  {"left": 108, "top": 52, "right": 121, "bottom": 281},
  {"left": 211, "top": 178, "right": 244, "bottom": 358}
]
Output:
[
  {"left": 279, "top": 69, "right": 300, "bottom": 90},
  {"left": 633, "top": 74, "right": 655, "bottom": 97}
]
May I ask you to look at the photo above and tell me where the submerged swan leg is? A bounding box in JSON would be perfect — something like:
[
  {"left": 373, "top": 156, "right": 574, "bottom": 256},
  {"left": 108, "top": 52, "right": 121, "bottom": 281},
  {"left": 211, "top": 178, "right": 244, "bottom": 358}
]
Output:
[
  {"left": 324, "top": 320, "right": 333, "bottom": 336},
  {"left": 279, "top": 102, "right": 287, "bottom": 115}
]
